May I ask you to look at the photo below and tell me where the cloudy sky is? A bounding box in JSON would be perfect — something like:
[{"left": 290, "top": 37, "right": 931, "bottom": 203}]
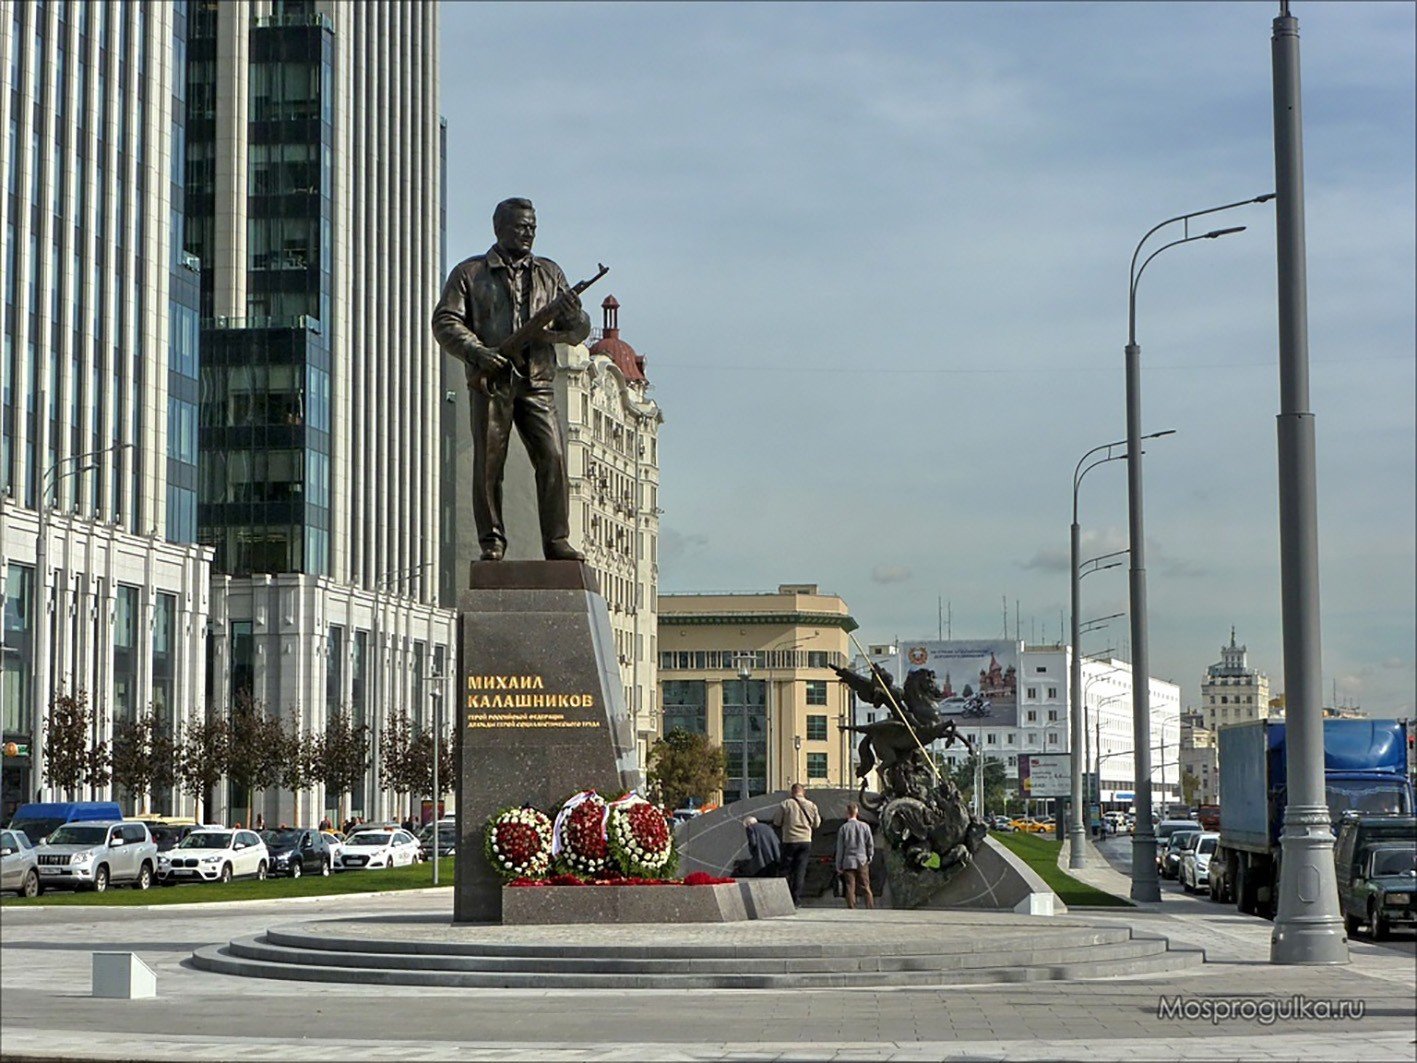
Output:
[{"left": 440, "top": 2, "right": 1415, "bottom": 715}]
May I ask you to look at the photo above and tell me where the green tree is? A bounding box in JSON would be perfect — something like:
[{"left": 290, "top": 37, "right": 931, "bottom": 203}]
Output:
[
  {"left": 646, "top": 730, "right": 727, "bottom": 811},
  {"left": 177, "top": 714, "right": 230, "bottom": 823},
  {"left": 317, "top": 706, "right": 371, "bottom": 825},
  {"left": 279, "top": 715, "right": 321, "bottom": 817},
  {"left": 110, "top": 706, "right": 176, "bottom": 814},
  {"left": 227, "top": 692, "right": 286, "bottom": 828},
  {"left": 947, "top": 753, "right": 1011, "bottom": 815},
  {"left": 378, "top": 706, "right": 415, "bottom": 820},
  {"left": 44, "top": 689, "right": 110, "bottom": 799}
]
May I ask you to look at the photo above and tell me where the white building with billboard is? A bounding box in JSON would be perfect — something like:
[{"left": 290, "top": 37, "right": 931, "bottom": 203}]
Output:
[{"left": 851, "top": 639, "right": 1180, "bottom": 812}]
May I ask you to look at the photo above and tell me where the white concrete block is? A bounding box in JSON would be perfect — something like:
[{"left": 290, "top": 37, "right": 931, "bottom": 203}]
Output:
[
  {"left": 92, "top": 952, "right": 157, "bottom": 999},
  {"left": 1013, "top": 891, "right": 1056, "bottom": 917}
]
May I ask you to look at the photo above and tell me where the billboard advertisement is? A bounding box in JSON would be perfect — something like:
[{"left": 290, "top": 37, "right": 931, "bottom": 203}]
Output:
[
  {"left": 1021, "top": 753, "right": 1072, "bottom": 798},
  {"left": 871, "top": 640, "right": 1021, "bottom": 728}
]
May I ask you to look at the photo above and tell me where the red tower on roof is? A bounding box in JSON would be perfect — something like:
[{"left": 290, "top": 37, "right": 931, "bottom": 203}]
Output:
[{"left": 588, "top": 295, "right": 647, "bottom": 382}]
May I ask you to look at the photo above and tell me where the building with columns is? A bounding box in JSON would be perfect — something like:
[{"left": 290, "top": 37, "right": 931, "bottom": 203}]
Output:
[
  {"left": 1, "top": 0, "right": 211, "bottom": 819},
  {"left": 657, "top": 585, "right": 855, "bottom": 803},
  {"left": 1179, "top": 711, "right": 1218, "bottom": 805}
]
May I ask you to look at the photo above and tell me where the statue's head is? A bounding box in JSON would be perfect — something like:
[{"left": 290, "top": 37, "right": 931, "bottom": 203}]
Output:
[
  {"left": 493, "top": 197, "right": 537, "bottom": 257},
  {"left": 904, "top": 668, "right": 938, "bottom": 698}
]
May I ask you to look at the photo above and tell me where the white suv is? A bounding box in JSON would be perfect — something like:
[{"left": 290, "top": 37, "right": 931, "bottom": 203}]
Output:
[
  {"left": 34, "top": 821, "right": 159, "bottom": 892},
  {"left": 158, "top": 828, "right": 268, "bottom": 884}
]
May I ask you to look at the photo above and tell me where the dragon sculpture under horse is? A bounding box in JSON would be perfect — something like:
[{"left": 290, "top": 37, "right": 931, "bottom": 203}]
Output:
[{"left": 834, "top": 664, "right": 988, "bottom": 879}]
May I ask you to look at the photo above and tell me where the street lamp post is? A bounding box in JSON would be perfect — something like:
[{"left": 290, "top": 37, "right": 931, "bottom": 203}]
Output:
[
  {"left": 31, "top": 443, "right": 133, "bottom": 802},
  {"left": 1268, "top": 1, "right": 1346, "bottom": 965},
  {"left": 1124, "top": 193, "right": 1270, "bottom": 901},
  {"left": 1069, "top": 435, "right": 1171, "bottom": 869},
  {"left": 733, "top": 653, "right": 754, "bottom": 803}
]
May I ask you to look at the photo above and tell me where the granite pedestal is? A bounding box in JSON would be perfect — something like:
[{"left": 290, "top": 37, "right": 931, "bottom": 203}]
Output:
[
  {"left": 455, "top": 561, "right": 640, "bottom": 923},
  {"left": 501, "top": 879, "right": 795, "bottom": 925}
]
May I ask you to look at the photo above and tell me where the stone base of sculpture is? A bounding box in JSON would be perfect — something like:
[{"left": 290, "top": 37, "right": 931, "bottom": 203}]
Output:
[{"left": 454, "top": 561, "right": 640, "bottom": 923}]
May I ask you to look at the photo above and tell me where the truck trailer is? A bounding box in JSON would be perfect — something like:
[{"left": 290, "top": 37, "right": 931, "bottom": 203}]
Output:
[{"left": 1212, "top": 718, "right": 1413, "bottom": 916}]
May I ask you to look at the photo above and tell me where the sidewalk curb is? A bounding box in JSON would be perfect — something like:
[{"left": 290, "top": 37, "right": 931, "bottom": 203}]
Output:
[{"left": 1, "top": 884, "right": 453, "bottom": 915}]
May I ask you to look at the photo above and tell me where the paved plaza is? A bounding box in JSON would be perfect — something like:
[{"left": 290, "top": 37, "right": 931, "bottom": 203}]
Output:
[{"left": 1, "top": 880, "right": 1413, "bottom": 1061}]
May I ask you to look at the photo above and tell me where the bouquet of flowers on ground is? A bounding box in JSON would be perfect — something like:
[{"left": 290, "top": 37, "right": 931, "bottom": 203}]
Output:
[
  {"left": 484, "top": 805, "right": 554, "bottom": 880},
  {"left": 553, "top": 790, "right": 611, "bottom": 875},
  {"left": 606, "top": 792, "right": 677, "bottom": 878}
]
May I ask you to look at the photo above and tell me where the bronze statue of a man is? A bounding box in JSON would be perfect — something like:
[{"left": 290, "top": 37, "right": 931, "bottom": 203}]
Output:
[{"left": 432, "top": 198, "right": 590, "bottom": 562}]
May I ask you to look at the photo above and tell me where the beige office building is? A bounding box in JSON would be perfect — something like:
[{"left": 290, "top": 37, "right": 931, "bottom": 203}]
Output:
[
  {"left": 657, "top": 585, "right": 855, "bottom": 804},
  {"left": 1201, "top": 629, "right": 1270, "bottom": 733}
]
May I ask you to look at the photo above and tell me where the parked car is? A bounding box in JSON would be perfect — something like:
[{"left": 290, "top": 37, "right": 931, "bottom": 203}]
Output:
[
  {"left": 1159, "top": 829, "right": 1201, "bottom": 880},
  {"left": 34, "top": 820, "right": 159, "bottom": 892},
  {"left": 339, "top": 828, "right": 421, "bottom": 870},
  {"left": 1179, "top": 831, "right": 1219, "bottom": 893},
  {"left": 416, "top": 822, "right": 458, "bottom": 861},
  {"left": 259, "top": 828, "right": 332, "bottom": 878},
  {"left": 0, "top": 828, "right": 40, "bottom": 897},
  {"left": 319, "top": 831, "right": 345, "bottom": 868},
  {"left": 7, "top": 801, "right": 122, "bottom": 845},
  {"left": 157, "top": 828, "right": 268, "bottom": 884},
  {"left": 1334, "top": 813, "right": 1417, "bottom": 940}
]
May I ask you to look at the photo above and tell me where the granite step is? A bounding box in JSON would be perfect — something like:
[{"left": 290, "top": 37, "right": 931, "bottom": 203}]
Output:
[
  {"left": 227, "top": 932, "right": 1168, "bottom": 975},
  {"left": 192, "top": 938, "right": 1202, "bottom": 989}
]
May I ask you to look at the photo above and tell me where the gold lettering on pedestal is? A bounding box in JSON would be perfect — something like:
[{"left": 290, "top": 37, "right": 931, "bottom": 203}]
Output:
[{"left": 463, "top": 673, "right": 602, "bottom": 730}]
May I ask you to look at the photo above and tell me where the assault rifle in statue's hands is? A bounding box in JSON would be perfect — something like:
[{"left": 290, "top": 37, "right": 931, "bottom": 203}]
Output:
[{"left": 471, "top": 263, "right": 610, "bottom": 396}]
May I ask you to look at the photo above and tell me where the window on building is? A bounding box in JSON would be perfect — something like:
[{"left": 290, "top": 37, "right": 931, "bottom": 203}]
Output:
[
  {"left": 1026, "top": 710, "right": 1037, "bottom": 723},
  {"left": 806, "top": 714, "right": 828, "bottom": 742},
  {"left": 1007, "top": 733, "right": 1015, "bottom": 745},
  {"left": 805, "top": 679, "right": 827, "bottom": 706},
  {"left": 661, "top": 680, "right": 707, "bottom": 735},
  {"left": 1047, "top": 687, "right": 1057, "bottom": 699},
  {"left": 986, "top": 733, "right": 997, "bottom": 745},
  {"left": 1047, "top": 733, "right": 1059, "bottom": 745},
  {"left": 1047, "top": 710, "right": 1058, "bottom": 722},
  {"left": 1026, "top": 687, "right": 1037, "bottom": 700},
  {"left": 805, "top": 752, "right": 828, "bottom": 779}
]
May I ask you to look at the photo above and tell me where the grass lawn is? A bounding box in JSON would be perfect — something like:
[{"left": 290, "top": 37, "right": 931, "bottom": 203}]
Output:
[
  {"left": 993, "top": 832, "right": 1133, "bottom": 908},
  {"left": 1, "top": 857, "right": 454, "bottom": 908}
]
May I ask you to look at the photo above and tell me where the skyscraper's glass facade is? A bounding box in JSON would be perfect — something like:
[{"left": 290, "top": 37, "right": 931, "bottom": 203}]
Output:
[{"left": 187, "top": 3, "right": 333, "bottom": 576}]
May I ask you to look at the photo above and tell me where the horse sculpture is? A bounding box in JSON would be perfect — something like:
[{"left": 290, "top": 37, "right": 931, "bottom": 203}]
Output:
[{"left": 832, "top": 663, "right": 988, "bottom": 882}]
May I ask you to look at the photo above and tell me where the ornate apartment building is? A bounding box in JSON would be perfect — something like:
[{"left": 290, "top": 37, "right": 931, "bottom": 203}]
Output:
[
  {"left": 1200, "top": 628, "right": 1271, "bottom": 733},
  {"left": 562, "top": 296, "right": 662, "bottom": 765}
]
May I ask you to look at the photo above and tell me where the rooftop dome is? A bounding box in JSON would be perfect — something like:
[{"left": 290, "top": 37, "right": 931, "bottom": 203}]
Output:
[{"left": 588, "top": 294, "right": 647, "bottom": 382}]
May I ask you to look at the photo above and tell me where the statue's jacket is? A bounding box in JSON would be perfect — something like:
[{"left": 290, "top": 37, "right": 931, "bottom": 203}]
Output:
[{"left": 432, "top": 244, "right": 591, "bottom": 388}]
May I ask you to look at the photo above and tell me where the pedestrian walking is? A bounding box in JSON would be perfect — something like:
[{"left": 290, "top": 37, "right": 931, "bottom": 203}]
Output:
[
  {"left": 772, "top": 784, "right": 821, "bottom": 905},
  {"left": 835, "top": 802, "right": 875, "bottom": 910},
  {"left": 742, "top": 815, "right": 782, "bottom": 878}
]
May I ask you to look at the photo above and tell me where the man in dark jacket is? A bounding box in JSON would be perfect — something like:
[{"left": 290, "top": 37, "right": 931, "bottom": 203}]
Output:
[
  {"left": 431, "top": 198, "right": 591, "bottom": 563},
  {"left": 743, "top": 815, "right": 782, "bottom": 877}
]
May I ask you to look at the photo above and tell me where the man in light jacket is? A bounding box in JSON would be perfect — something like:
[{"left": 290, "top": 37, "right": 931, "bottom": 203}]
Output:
[
  {"left": 835, "top": 801, "right": 875, "bottom": 909},
  {"left": 772, "top": 784, "right": 821, "bottom": 905}
]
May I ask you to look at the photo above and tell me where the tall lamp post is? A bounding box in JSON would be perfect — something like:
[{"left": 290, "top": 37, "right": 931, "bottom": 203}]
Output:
[
  {"left": 1268, "top": 1, "right": 1346, "bottom": 965},
  {"left": 1124, "top": 193, "right": 1270, "bottom": 901},
  {"left": 733, "top": 653, "right": 754, "bottom": 803},
  {"left": 1069, "top": 434, "right": 1172, "bottom": 869},
  {"left": 32, "top": 443, "right": 133, "bottom": 801}
]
